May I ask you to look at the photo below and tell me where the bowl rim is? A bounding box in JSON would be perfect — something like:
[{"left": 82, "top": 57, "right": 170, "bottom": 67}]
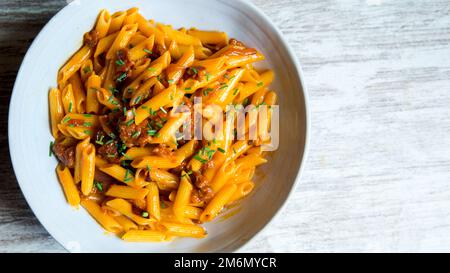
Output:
[{"left": 8, "top": 0, "right": 310, "bottom": 253}]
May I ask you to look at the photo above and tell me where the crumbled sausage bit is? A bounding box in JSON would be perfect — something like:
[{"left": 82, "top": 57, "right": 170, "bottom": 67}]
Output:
[
  {"left": 84, "top": 30, "right": 100, "bottom": 48},
  {"left": 52, "top": 142, "right": 76, "bottom": 168}
]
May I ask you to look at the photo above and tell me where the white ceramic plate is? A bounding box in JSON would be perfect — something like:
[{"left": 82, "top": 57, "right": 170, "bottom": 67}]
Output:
[{"left": 9, "top": 0, "right": 309, "bottom": 253}]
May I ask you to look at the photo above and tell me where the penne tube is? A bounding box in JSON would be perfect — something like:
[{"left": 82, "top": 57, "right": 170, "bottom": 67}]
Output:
[
  {"left": 106, "top": 198, "right": 153, "bottom": 226},
  {"left": 149, "top": 169, "right": 179, "bottom": 191},
  {"left": 94, "top": 32, "right": 118, "bottom": 57},
  {"left": 158, "top": 222, "right": 206, "bottom": 238},
  {"left": 187, "top": 29, "right": 228, "bottom": 47},
  {"left": 56, "top": 164, "right": 81, "bottom": 207},
  {"left": 95, "top": 9, "right": 112, "bottom": 39},
  {"left": 81, "top": 199, "right": 122, "bottom": 233},
  {"left": 81, "top": 143, "right": 96, "bottom": 196},
  {"left": 106, "top": 24, "right": 138, "bottom": 60},
  {"left": 236, "top": 70, "right": 274, "bottom": 103},
  {"left": 131, "top": 155, "right": 180, "bottom": 169},
  {"left": 146, "top": 182, "right": 161, "bottom": 221},
  {"left": 106, "top": 185, "right": 150, "bottom": 200},
  {"left": 128, "top": 35, "right": 155, "bottom": 62},
  {"left": 172, "top": 173, "right": 193, "bottom": 221},
  {"left": 200, "top": 184, "right": 237, "bottom": 222},
  {"left": 80, "top": 59, "right": 94, "bottom": 82},
  {"left": 96, "top": 87, "right": 122, "bottom": 110},
  {"left": 227, "top": 181, "right": 255, "bottom": 204},
  {"left": 68, "top": 73, "right": 86, "bottom": 114},
  {"left": 61, "top": 84, "right": 76, "bottom": 114},
  {"left": 74, "top": 137, "right": 90, "bottom": 183},
  {"left": 85, "top": 74, "right": 102, "bottom": 114},
  {"left": 108, "top": 11, "right": 127, "bottom": 34},
  {"left": 134, "top": 85, "right": 177, "bottom": 124},
  {"left": 114, "top": 215, "right": 138, "bottom": 232},
  {"left": 122, "top": 230, "right": 166, "bottom": 242},
  {"left": 121, "top": 147, "right": 153, "bottom": 161},
  {"left": 49, "top": 88, "right": 64, "bottom": 138},
  {"left": 58, "top": 45, "right": 92, "bottom": 86}
]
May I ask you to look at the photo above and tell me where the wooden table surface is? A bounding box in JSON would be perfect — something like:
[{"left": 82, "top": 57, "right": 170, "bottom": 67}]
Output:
[{"left": 1, "top": 0, "right": 450, "bottom": 252}]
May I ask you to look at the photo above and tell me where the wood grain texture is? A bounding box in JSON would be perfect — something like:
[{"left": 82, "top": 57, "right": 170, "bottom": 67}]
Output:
[{"left": 1, "top": 0, "right": 450, "bottom": 252}]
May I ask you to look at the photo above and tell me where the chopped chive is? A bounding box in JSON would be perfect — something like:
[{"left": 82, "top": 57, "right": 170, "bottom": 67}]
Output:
[
  {"left": 146, "top": 164, "right": 152, "bottom": 172},
  {"left": 243, "top": 98, "right": 249, "bottom": 106},
  {"left": 115, "top": 59, "right": 125, "bottom": 66},
  {"left": 143, "top": 48, "right": 153, "bottom": 54},
  {"left": 218, "top": 148, "right": 225, "bottom": 153},
  {"left": 109, "top": 132, "right": 116, "bottom": 139},
  {"left": 142, "top": 212, "right": 149, "bottom": 218},
  {"left": 84, "top": 130, "right": 92, "bottom": 135},
  {"left": 131, "top": 131, "right": 141, "bottom": 138},
  {"left": 62, "top": 117, "right": 71, "bottom": 124},
  {"left": 117, "top": 72, "right": 127, "bottom": 82},
  {"left": 49, "top": 141, "right": 54, "bottom": 157},
  {"left": 206, "top": 73, "right": 211, "bottom": 81},
  {"left": 193, "top": 155, "right": 207, "bottom": 164},
  {"left": 159, "top": 107, "right": 167, "bottom": 114},
  {"left": 94, "top": 180, "right": 103, "bottom": 192},
  {"left": 83, "top": 122, "right": 93, "bottom": 127},
  {"left": 147, "top": 130, "right": 157, "bottom": 136},
  {"left": 68, "top": 124, "right": 75, "bottom": 128},
  {"left": 233, "top": 88, "right": 239, "bottom": 95},
  {"left": 184, "top": 87, "right": 192, "bottom": 91},
  {"left": 160, "top": 201, "right": 166, "bottom": 209},
  {"left": 203, "top": 88, "right": 213, "bottom": 96},
  {"left": 219, "top": 84, "right": 228, "bottom": 90},
  {"left": 126, "top": 119, "right": 135, "bottom": 126},
  {"left": 257, "top": 82, "right": 264, "bottom": 87},
  {"left": 124, "top": 169, "right": 133, "bottom": 183},
  {"left": 191, "top": 67, "right": 198, "bottom": 75},
  {"left": 127, "top": 88, "right": 134, "bottom": 94},
  {"left": 83, "top": 114, "right": 93, "bottom": 117},
  {"left": 123, "top": 107, "right": 127, "bottom": 116},
  {"left": 233, "top": 148, "right": 237, "bottom": 154},
  {"left": 134, "top": 96, "right": 142, "bottom": 104},
  {"left": 148, "top": 67, "right": 156, "bottom": 72},
  {"left": 155, "top": 122, "right": 163, "bottom": 129},
  {"left": 68, "top": 102, "right": 73, "bottom": 113},
  {"left": 132, "top": 108, "right": 136, "bottom": 117},
  {"left": 109, "top": 87, "right": 119, "bottom": 94},
  {"left": 167, "top": 79, "right": 174, "bottom": 84}
]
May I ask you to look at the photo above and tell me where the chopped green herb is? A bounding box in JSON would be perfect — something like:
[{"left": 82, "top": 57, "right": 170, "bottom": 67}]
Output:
[
  {"left": 83, "top": 122, "right": 93, "bottom": 127},
  {"left": 123, "top": 107, "right": 127, "bottom": 116},
  {"left": 167, "top": 79, "right": 174, "bottom": 84},
  {"left": 184, "top": 87, "right": 192, "bottom": 91},
  {"left": 205, "top": 72, "right": 212, "bottom": 81},
  {"left": 233, "top": 148, "right": 237, "bottom": 154},
  {"left": 84, "top": 130, "right": 92, "bottom": 135},
  {"left": 132, "top": 108, "right": 137, "bottom": 117},
  {"left": 68, "top": 124, "right": 75, "bottom": 128},
  {"left": 109, "top": 87, "right": 119, "bottom": 94},
  {"left": 142, "top": 212, "right": 149, "bottom": 218},
  {"left": 127, "top": 88, "right": 134, "bottom": 94},
  {"left": 83, "top": 67, "right": 91, "bottom": 74},
  {"left": 124, "top": 169, "right": 133, "bottom": 182},
  {"left": 146, "top": 164, "right": 152, "bottom": 172},
  {"left": 116, "top": 72, "right": 127, "bottom": 82},
  {"left": 68, "top": 102, "right": 73, "bottom": 113},
  {"left": 219, "top": 84, "right": 228, "bottom": 90},
  {"left": 160, "top": 201, "right": 166, "bottom": 209},
  {"left": 134, "top": 96, "right": 142, "bottom": 104},
  {"left": 203, "top": 88, "right": 213, "bottom": 96},
  {"left": 94, "top": 180, "right": 103, "bottom": 192},
  {"left": 218, "top": 148, "right": 225, "bottom": 153},
  {"left": 126, "top": 119, "right": 135, "bottom": 126},
  {"left": 109, "top": 132, "right": 117, "bottom": 139},
  {"left": 131, "top": 131, "right": 141, "bottom": 138},
  {"left": 257, "top": 82, "right": 264, "bottom": 87},
  {"left": 148, "top": 67, "right": 156, "bottom": 72},
  {"left": 83, "top": 114, "right": 93, "bottom": 118},
  {"left": 147, "top": 130, "right": 157, "bottom": 136},
  {"left": 115, "top": 59, "right": 125, "bottom": 66},
  {"left": 62, "top": 117, "right": 71, "bottom": 124},
  {"left": 243, "top": 98, "right": 249, "bottom": 106},
  {"left": 143, "top": 48, "right": 153, "bottom": 54},
  {"left": 160, "top": 107, "right": 167, "bottom": 114},
  {"left": 193, "top": 155, "right": 208, "bottom": 164},
  {"left": 155, "top": 122, "right": 163, "bottom": 129},
  {"left": 191, "top": 67, "right": 198, "bottom": 75},
  {"left": 233, "top": 88, "right": 239, "bottom": 95},
  {"left": 49, "top": 141, "right": 54, "bottom": 157}
]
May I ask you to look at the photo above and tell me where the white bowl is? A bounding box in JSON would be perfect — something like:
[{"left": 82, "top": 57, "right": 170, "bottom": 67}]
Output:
[{"left": 8, "top": 0, "right": 309, "bottom": 253}]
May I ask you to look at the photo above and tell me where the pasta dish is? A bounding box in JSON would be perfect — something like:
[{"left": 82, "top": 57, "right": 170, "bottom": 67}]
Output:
[{"left": 49, "top": 7, "right": 277, "bottom": 242}]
